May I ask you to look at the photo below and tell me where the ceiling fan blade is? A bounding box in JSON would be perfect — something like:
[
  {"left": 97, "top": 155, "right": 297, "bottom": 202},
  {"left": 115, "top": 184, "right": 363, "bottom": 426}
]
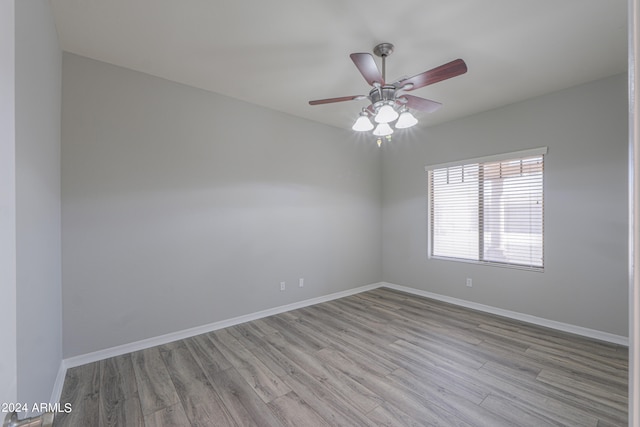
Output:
[
  {"left": 400, "top": 59, "right": 467, "bottom": 91},
  {"left": 399, "top": 95, "right": 442, "bottom": 113},
  {"left": 350, "top": 53, "right": 384, "bottom": 86},
  {"left": 309, "top": 95, "right": 365, "bottom": 105}
]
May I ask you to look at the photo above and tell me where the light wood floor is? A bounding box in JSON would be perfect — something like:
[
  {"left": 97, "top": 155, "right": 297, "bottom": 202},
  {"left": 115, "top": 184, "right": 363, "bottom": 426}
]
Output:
[{"left": 54, "top": 288, "right": 628, "bottom": 426}]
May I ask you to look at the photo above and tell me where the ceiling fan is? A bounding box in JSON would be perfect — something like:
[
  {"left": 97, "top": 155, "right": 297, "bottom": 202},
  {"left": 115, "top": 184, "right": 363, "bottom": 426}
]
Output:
[{"left": 309, "top": 43, "right": 467, "bottom": 145}]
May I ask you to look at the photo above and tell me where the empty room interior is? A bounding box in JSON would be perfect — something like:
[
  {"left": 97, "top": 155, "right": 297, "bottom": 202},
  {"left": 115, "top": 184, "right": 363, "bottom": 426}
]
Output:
[{"left": 3, "top": 0, "right": 639, "bottom": 426}]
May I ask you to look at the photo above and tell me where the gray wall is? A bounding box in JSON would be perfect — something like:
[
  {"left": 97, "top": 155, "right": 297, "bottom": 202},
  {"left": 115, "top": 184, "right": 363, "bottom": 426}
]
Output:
[
  {"left": 15, "top": 0, "right": 63, "bottom": 407},
  {"left": 382, "top": 73, "right": 628, "bottom": 336},
  {"left": 0, "top": 0, "right": 17, "bottom": 406},
  {"left": 61, "top": 53, "right": 627, "bottom": 358},
  {"left": 61, "top": 53, "right": 382, "bottom": 357}
]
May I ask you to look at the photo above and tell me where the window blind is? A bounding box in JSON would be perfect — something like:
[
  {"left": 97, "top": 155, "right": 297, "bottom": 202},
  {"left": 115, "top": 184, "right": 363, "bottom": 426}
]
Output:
[{"left": 427, "top": 148, "right": 545, "bottom": 270}]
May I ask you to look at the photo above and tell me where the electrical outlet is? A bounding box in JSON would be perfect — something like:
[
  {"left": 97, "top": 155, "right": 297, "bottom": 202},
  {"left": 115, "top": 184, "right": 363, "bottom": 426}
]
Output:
[
  {"left": 280, "top": 281, "right": 286, "bottom": 291},
  {"left": 299, "top": 278, "right": 304, "bottom": 288},
  {"left": 466, "top": 278, "right": 473, "bottom": 287}
]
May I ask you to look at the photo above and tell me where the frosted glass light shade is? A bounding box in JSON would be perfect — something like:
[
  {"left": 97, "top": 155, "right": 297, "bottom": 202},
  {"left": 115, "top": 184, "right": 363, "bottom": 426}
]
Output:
[
  {"left": 373, "top": 122, "right": 394, "bottom": 136},
  {"left": 352, "top": 114, "right": 374, "bottom": 131},
  {"left": 374, "top": 103, "right": 399, "bottom": 123},
  {"left": 395, "top": 110, "right": 418, "bottom": 129}
]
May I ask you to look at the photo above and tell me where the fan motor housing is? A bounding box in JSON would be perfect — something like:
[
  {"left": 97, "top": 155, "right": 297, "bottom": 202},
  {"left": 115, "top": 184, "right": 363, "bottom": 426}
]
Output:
[{"left": 370, "top": 85, "right": 397, "bottom": 106}]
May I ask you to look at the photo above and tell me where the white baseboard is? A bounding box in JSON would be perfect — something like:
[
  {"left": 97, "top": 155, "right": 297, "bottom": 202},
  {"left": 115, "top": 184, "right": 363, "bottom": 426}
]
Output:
[
  {"left": 61, "top": 282, "right": 383, "bottom": 373},
  {"left": 50, "top": 359, "right": 68, "bottom": 404},
  {"left": 52, "top": 280, "right": 627, "bottom": 403},
  {"left": 380, "top": 282, "right": 629, "bottom": 346}
]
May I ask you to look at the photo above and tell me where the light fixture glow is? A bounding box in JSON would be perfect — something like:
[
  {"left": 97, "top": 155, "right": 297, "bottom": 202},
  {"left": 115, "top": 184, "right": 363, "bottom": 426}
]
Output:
[
  {"left": 349, "top": 97, "right": 418, "bottom": 146},
  {"left": 373, "top": 122, "right": 394, "bottom": 137},
  {"left": 395, "top": 110, "right": 418, "bottom": 129},
  {"left": 374, "top": 103, "right": 399, "bottom": 123},
  {"left": 351, "top": 112, "right": 374, "bottom": 131}
]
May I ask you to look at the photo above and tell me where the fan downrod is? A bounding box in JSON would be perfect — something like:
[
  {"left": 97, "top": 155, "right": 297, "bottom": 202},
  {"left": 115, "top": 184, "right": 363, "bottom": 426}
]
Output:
[{"left": 373, "top": 43, "right": 394, "bottom": 82}]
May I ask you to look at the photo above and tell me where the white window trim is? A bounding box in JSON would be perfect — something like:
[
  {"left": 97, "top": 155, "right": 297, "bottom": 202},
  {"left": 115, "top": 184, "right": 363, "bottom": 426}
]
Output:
[{"left": 425, "top": 147, "right": 548, "bottom": 171}]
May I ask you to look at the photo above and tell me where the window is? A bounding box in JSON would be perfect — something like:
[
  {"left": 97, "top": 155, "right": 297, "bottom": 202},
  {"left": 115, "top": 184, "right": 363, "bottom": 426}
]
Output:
[{"left": 426, "top": 147, "right": 546, "bottom": 270}]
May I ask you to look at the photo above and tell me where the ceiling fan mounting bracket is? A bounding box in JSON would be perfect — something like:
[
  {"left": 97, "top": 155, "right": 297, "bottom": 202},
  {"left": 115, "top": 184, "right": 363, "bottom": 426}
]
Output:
[{"left": 373, "top": 43, "right": 394, "bottom": 58}]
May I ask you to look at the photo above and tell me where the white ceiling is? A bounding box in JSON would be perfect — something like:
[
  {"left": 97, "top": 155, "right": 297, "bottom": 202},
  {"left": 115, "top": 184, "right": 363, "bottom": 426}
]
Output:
[{"left": 50, "top": 0, "right": 628, "bottom": 130}]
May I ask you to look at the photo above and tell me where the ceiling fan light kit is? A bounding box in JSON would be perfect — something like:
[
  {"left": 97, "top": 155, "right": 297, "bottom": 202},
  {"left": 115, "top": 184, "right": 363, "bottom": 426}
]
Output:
[
  {"left": 352, "top": 110, "right": 375, "bottom": 132},
  {"left": 374, "top": 102, "right": 399, "bottom": 123},
  {"left": 309, "top": 43, "right": 467, "bottom": 146},
  {"left": 395, "top": 108, "right": 418, "bottom": 129}
]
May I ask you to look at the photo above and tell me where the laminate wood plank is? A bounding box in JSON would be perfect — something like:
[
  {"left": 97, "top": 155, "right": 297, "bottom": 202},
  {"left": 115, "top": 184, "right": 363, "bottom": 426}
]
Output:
[
  {"left": 309, "top": 298, "right": 387, "bottom": 330},
  {"left": 330, "top": 297, "right": 398, "bottom": 325},
  {"left": 267, "top": 391, "right": 330, "bottom": 427},
  {"left": 479, "top": 323, "right": 627, "bottom": 368},
  {"left": 373, "top": 289, "right": 493, "bottom": 331},
  {"left": 597, "top": 419, "right": 629, "bottom": 427},
  {"left": 260, "top": 315, "right": 329, "bottom": 352},
  {"left": 382, "top": 343, "right": 493, "bottom": 404},
  {"left": 386, "top": 338, "right": 485, "bottom": 380},
  {"left": 144, "top": 403, "right": 191, "bottom": 427},
  {"left": 515, "top": 323, "right": 627, "bottom": 360},
  {"left": 271, "top": 310, "right": 299, "bottom": 322},
  {"left": 359, "top": 370, "right": 472, "bottom": 426},
  {"left": 483, "top": 386, "right": 600, "bottom": 427},
  {"left": 320, "top": 343, "right": 488, "bottom": 414},
  {"left": 366, "top": 403, "right": 431, "bottom": 427},
  {"left": 250, "top": 317, "right": 282, "bottom": 336},
  {"left": 293, "top": 310, "right": 400, "bottom": 375},
  {"left": 396, "top": 339, "right": 480, "bottom": 369},
  {"left": 315, "top": 345, "right": 476, "bottom": 426},
  {"left": 247, "top": 333, "right": 383, "bottom": 424},
  {"left": 259, "top": 330, "right": 383, "bottom": 414},
  {"left": 477, "top": 360, "right": 623, "bottom": 426},
  {"left": 56, "top": 288, "right": 628, "bottom": 426},
  {"left": 105, "top": 354, "right": 138, "bottom": 397},
  {"left": 472, "top": 333, "right": 538, "bottom": 363},
  {"left": 54, "top": 362, "right": 100, "bottom": 427},
  {"left": 99, "top": 355, "right": 144, "bottom": 427},
  {"left": 184, "top": 333, "right": 233, "bottom": 375},
  {"left": 131, "top": 347, "right": 180, "bottom": 416},
  {"left": 288, "top": 317, "right": 395, "bottom": 377},
  {"left": 525, "top": 345, "right": 628, "bottom": 383},
  {"left": 351, "top": 288, "right": 410, "bottom": 309},
  {"left": 465, "top": 323, "right": 533, "bottom": 353},
  {"left": 479, "top": 393, "right": 567, "bottom": 427},
  {"left": 100, "top": 395, "right": 144, "bottom": 427},
  {"left": 245, "top": 341, "right": 296, "bottom": 379},
  {"left": 361, "top": 301, "right": 414, "bottom": 324},
  {"left": 389, "top": 365, "right": 487, "bottom": 407},
  {"left": 248, "top": 337, "right": 379, "bottom": 424},
  {"left": 388, "top": 312, "right": 485, "bottom": 347},
  {"left": 281, "top": 364, "right": 374, "bottom": 427},
  {"left": 252, "top": 333, "right": 376, "bottom": 426},
  {"left": 158, "top": 340, "right": 236, "bottom": 426},
  {"left": 302, "top": 311, "right": 398, "bottom": 362},
  {"left": 536, "top": 367, "right": 628, "bottom": 410},
  {"left": 311, "top": 302, "right": 399, "bottom": 345},
  {"left": 226, "top": 323, "right": 269, "bottom": 350},
  {"left": 206, "top": 368, "right": 284, "bottom": 427},
  {"left": 387, "top": 367, "right": 516, "bottom": 427},
  {"left": 387, "top": 328, "right": 488, "bottom": 370},
  {"left": 209, "top": 329, "right": 292, "bottom": 403}
]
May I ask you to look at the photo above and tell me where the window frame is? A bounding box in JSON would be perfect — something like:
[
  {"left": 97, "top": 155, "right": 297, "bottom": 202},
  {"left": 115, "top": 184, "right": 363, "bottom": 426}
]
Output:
[{"left": 425, "top": 147, "right": 547, "bottom": 272}]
